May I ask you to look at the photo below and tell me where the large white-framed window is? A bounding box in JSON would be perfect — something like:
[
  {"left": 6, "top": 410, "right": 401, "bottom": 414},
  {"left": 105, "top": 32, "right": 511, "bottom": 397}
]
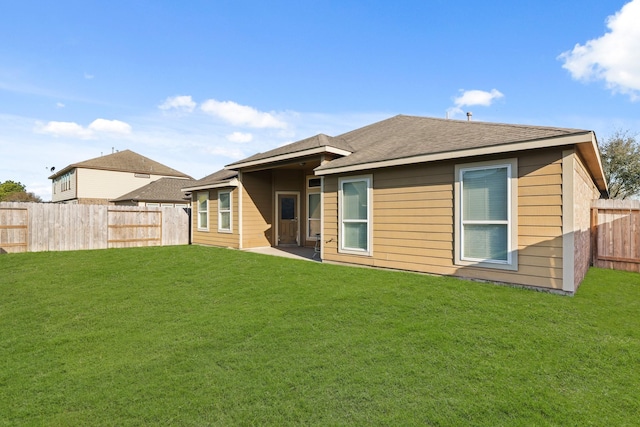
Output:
[
  {"left": 454, "top": 159, "right": 518, "bottom": 270},
  {"left": 307, "top": 176, "right": 322, "bottom": 240},
  {"left": 218, "top": 189, "right": 232, "bottom": 233},
  {"left": 197, "top": 191, "right": 209, "bottom": 231},
  {"left": 338, "top": 175, "right": 372, "bottom": 256}
]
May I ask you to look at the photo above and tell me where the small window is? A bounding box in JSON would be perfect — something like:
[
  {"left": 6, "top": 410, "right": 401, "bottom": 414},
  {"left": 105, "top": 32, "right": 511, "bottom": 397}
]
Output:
[
  {"left": 218, "top": 190, "right": 232, "bottom": 232},
  {"left": 308, "top": 178, "right": 322, "bottom": 188},
  {"left": 339, "top": 176, "right": 372, "bottom": 255},
  {"left": 455, "top": 159, "right": 517, "bottom": 270},
  {"left": 197, "top": 191, "right": 209, "bottom": 231}
]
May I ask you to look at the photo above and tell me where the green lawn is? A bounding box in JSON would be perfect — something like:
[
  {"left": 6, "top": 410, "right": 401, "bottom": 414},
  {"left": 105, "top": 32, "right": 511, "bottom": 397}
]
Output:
[{"left": 1, "top": 246, "right": 639, "bottom": 426}]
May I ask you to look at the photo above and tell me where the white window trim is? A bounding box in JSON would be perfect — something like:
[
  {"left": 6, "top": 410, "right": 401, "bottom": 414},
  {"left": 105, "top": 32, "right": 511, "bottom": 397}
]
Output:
[
  {"left": 454, "top": 159, "right": 518, "bottom": 271},
  {"left": 338, "top": 175, "right": 373, "bottom": 256},
  {"left": 217, "top": 189, "right": 232, "bottom": 233},
  {"left": 306, "top": 176, "right": 322, "bottom": 241},
  {"left": 196, "top": 191, "right": 209, "bottom": 231}
]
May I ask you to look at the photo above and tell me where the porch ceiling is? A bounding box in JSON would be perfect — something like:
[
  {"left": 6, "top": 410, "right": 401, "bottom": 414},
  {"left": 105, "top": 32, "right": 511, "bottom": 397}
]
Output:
[{"left": 237, "top": 155, "right": 322, "bottom": 172}]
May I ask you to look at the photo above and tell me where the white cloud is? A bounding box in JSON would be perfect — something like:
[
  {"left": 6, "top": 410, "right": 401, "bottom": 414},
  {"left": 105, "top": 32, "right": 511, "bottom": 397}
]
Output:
[
  {"left": 84, "top": 73, "right": 94, "bottom": 80},
  {"left": 559, "top": 0, "right": 640, "bottom": 101},
  {"left": 56, "top": 102, "right": 65, "bottom": 109},
  {"left": 36, "top": 121, "right": 93, "bottom": 139},
  {"left": 454, "top": 89, "right": 504, "bottom": 107},
  {"left": 200, "top": 99, "right": 287, "bottom": 129},
  {"left": 36, "top": 118, "right": 132, "bottom": 139},
  {"left": 88, "top": 118, "right": 132, "bottom": 135},
  {"left": 226, "top": 131, "right": 253, "bottom": 143},
  {"left": 158, "top": 95, "right": 196, "bottom": 113},
  {"left": 447, "top": 89, "right": 504, "bottom": 117}
]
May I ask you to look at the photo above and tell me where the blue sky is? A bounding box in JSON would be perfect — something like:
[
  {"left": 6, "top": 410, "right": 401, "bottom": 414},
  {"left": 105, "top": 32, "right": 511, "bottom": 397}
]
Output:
[{"left": 1, "top": 0, "right": 639, "bottom": 200}]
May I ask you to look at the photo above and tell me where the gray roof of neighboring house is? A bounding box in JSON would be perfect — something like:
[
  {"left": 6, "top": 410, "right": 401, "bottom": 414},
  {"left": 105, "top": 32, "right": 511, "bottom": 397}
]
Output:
[
  {"left": 182, "top": 168, "right": 238, "bottom": 190},
  {"left": 226, "top": 133, "right": 354, "bottom": 167},
  {"left": 314, "top": 114, "right": 592, "bottom": 172},
  {"left": 49, "top": 149, "right": 192, "bottom": 179},
  {"left": 111, "top": 177, "right": 195, "bottom": 203}
]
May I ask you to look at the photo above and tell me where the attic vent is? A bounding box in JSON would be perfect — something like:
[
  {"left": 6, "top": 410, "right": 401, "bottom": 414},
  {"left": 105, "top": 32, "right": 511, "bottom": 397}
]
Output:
[{"left": 135, "top": 173, "right": 151, "bottom": 178}]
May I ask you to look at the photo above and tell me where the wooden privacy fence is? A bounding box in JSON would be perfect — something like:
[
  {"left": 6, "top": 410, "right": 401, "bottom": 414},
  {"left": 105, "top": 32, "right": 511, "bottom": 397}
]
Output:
[
  {"left": 591, "top": 199, "right": 640, "bottom": 272},
  {"left": 0, "top": 202, "right": 190, "bottom": 254}
]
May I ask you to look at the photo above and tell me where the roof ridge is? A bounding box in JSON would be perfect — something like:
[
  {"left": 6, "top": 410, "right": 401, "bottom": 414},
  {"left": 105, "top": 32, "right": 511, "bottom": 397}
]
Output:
[
  {"left": 395, "top": 114, "right": 588, "bottom": 133},
  {"left": 50, "top": 149, "right": 192, "bottom": 179}
]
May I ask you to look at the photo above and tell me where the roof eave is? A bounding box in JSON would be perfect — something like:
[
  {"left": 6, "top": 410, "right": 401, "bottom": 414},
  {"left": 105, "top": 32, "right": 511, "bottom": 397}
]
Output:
[
  {"left": 182, "top": 178, "right": 239, "bottom": 192},
  {"left": 315, "top": 132, "right": 606, "bottom": 190},
  {"left": 48, "top": 165, "right": 76, "bottom": 179},
  {"left": 576, "top": 133, "right": 608, "bottom": 193},
  {"left": 225, "top": 146, "right": 352, "bottom": 170}
]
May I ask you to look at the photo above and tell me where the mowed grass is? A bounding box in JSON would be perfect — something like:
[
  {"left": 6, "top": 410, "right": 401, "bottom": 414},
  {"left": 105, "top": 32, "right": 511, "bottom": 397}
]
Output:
[{"left": 1, "top": 246, "right": 639, "bottom": 426}]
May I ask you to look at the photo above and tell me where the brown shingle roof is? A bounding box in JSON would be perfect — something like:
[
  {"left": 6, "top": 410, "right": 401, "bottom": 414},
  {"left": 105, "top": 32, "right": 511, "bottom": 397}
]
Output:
[
  {"left": 49, "top": 149, "right": 192, "bottom": 179},
  {"left": 111, "top": 177, "right": 195, "bottom": 203},
  {"left": 226, "top": 134, "right": 353, "bottom": 168},
  {"left": 182, "top": 169, "right": 238, "bottom": 190},
  {"left": 315, "top": 114, "right": 591, "bottom": 172}
]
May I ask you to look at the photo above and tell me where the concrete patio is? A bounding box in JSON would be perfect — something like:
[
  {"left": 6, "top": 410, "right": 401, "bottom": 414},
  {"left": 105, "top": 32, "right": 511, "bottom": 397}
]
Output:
[{"left": 243, "top": 246, "right": 319, "bottom": 262}]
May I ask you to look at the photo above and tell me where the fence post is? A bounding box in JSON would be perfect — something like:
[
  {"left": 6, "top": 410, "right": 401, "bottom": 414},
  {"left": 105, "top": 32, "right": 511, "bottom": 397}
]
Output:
[{"left": 590, "top": 207, "right": 598, "bottom": 266}]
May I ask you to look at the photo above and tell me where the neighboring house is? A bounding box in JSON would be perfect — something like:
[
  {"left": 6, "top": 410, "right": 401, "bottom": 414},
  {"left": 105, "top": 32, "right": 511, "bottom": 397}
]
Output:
[
  {"left": 183, "top": 115, "right": 607, "bottom": 294},
  {"left": 110, "top": 177, "right": 195, "bottom": 207},
  {"left": 49, "top": 149, "right": 192, "bottom": 204}
]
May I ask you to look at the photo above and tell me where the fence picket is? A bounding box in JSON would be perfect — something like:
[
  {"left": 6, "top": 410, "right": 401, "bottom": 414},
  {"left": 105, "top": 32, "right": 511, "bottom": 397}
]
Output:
[
  {"left": 0, "top": 202, "right": 189, "bottom": 253},
  {"left": 591, "top": 199, "right": 640, "bottom": 272}
]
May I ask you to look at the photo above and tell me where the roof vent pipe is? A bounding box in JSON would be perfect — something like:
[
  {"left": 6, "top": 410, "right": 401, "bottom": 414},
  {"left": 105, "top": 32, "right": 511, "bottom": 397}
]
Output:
[{"left": 466, "top": 112, "right": 472, "bottom": 121}]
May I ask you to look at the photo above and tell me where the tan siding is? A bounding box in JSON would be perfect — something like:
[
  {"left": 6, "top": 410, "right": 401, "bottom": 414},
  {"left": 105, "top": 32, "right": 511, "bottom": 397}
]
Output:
[
  {"left": 242, "top": 171, "right": 273, "bottom": 248},
  {"left": 519, "top": 235, "right": 563, "bottom": 247},
  {"left": 517, "top": 150, "right": 564, "bottom": 288},
  {"left": 191, "top": 187, "right": 240, "bottom": 248},
  {"left": 520, "top": 195, "right": 563, "bottom": 206},
  {"left": 519, "top": 184, "right": 562, "bottom": 197},
  {"left": 520, "top": 216, "right": 563, "bottom": 227},
  {"left": 520, "top": 205, "right": 562, "bottom": 217},
  {"left": 322, "top": 148, "right": 568, "bottom": 290}
]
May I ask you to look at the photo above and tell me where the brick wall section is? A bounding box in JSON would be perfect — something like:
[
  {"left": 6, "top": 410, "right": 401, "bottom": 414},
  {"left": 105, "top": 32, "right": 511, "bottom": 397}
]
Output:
[
  {"left": 78, "top": 198, "right": 110, "bottom": 205},
  {"left": 573, "top": 153, "right": 601, "bottom": 288}
]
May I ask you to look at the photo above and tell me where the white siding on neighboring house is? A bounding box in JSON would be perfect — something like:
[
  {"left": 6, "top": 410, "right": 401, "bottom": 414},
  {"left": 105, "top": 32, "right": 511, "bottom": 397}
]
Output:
[
  {"left": 75, "top": 169, "right": 170, "bottom": 200},
  {"left": 51, "top": 170, "right": 78, "bottom": 203}
]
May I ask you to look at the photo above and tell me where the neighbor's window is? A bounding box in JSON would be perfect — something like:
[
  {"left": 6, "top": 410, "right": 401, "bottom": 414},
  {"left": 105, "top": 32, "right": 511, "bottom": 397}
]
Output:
[
  {"left": 339, "top": 176, "right": 372, "bottom": 255},
  {"left": 218, "top": 190, "right": 232, "bottom": 232},
  {"left": 197, "top": 191, "right": 209, "bottom": 231},
  {"left": 455, "top": 159, "right": 517, "bottom": 269},
  {"left": 307, "top": 177, "right": 321, "bottom": 239},
  {"left": 61, "top": 172, "right": 72, "bottom": 192}
]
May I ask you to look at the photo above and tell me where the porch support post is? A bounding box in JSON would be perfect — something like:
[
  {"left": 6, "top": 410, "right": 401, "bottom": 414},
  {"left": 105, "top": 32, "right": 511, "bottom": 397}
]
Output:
[{"left": 238, "top": 171, "right": 243, "bottom": 249}]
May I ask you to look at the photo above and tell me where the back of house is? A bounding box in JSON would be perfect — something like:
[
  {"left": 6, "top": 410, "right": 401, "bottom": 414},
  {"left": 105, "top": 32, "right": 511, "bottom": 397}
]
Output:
[{"left": 184, "top": 115, "right": 606, "bottom": 293}]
